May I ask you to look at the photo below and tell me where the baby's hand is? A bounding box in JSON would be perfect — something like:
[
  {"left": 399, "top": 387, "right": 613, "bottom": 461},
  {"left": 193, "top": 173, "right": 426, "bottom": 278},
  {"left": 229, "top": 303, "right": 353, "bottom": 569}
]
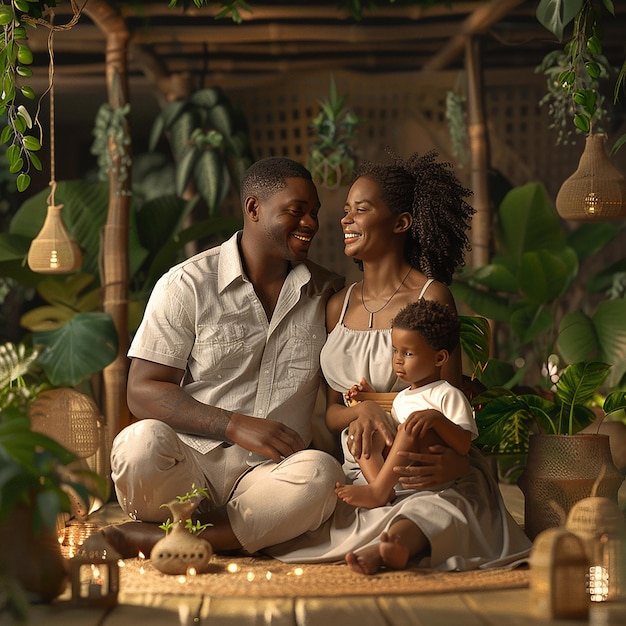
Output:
[
  {"left": 344, "top": 378, "right": 374, "bottom": 406},
  {"left": 403, "top": 409, "right": 443, "bottom": 437}
]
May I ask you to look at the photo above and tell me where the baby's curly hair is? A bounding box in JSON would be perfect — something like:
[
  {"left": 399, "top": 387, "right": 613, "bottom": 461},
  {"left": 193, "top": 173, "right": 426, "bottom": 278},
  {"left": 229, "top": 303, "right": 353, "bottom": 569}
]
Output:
[
  {"left": 392, "top": 299, "right": 460, "bottom": 353},
  {"left": 354, "top": 150, "right": 474, "bottom": 284}
]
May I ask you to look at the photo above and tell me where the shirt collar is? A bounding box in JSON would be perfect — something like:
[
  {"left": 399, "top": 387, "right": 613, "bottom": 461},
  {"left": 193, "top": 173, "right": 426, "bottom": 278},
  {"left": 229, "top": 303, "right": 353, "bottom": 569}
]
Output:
[{"left": 217, "top": 230, "right": 314, "bottom": 294}]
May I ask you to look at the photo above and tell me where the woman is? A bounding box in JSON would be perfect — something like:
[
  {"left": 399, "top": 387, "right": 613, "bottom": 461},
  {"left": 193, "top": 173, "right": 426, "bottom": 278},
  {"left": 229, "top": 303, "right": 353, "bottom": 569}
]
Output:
[{"left": 267, "top": 151, "right": 532, "bottom": 573}]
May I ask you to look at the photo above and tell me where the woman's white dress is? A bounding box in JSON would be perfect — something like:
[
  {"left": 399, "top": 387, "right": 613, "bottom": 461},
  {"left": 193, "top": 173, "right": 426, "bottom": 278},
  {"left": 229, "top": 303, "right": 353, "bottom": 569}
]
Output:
[{"left": 266, "top": 283, "right": 532, "bottom": 570}]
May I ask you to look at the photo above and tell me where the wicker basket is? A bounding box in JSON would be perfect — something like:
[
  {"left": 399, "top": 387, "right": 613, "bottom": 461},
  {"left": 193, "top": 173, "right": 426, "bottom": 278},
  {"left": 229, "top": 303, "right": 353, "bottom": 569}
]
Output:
[{"left": 354, "top": 392, "right": 398, "bottom": 412}]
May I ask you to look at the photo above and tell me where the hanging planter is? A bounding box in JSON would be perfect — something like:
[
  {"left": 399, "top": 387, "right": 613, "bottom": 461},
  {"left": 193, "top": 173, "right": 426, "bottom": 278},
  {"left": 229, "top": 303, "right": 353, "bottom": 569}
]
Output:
[{"left": 555, "top": 133, "right": 626, "bottom": 221}]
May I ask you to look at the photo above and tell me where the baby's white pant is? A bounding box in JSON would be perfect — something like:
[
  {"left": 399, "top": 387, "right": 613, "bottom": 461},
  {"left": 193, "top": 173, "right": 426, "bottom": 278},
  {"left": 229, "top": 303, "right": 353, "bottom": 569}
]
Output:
[{"left": 110, "top": 419, "right": 344, "bottom": 553}]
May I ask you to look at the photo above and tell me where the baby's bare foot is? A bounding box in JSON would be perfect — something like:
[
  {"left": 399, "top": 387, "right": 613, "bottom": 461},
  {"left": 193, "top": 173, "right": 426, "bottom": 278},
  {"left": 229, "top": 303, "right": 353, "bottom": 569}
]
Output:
[{"left": 335, "top": 484, "right": 392, "bottom": 509}]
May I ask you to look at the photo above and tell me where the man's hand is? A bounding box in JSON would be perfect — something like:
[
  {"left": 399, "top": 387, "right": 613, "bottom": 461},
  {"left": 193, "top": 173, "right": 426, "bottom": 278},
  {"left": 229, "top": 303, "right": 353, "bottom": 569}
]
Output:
[
  {"left": 392, "top": 444, "right": 469, "bottom": 489},
  {"left": 226, "top": 413, "right": 306, "bottom": 463}
]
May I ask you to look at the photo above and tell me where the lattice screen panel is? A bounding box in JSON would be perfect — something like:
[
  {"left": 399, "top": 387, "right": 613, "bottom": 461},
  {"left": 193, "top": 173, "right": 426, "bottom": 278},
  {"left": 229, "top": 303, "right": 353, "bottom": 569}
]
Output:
[{"left": 228, "top": 68, "right": 611, "bottom": 274}]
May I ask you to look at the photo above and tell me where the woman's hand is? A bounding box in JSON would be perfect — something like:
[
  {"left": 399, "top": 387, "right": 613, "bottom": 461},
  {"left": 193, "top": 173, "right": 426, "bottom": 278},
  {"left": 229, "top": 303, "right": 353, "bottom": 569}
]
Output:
[
  {"left": 392, "top": 444, "right": 469, "bottom": 489},
  {"left": 346, "top": 401, "right": 397, "bottom": 460}
]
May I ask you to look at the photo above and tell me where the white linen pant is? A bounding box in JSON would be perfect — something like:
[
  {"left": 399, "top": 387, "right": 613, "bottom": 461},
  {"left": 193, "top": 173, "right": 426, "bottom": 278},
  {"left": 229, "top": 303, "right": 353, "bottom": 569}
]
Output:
[{"left": 110, "top": 419, "right": 344, "bottom": 554}]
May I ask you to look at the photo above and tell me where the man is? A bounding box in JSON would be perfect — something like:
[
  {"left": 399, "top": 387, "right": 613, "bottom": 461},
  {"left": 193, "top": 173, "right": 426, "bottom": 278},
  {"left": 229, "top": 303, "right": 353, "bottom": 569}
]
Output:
[{"left": 106, "top": 157, "right": 345, "bottom": 557}]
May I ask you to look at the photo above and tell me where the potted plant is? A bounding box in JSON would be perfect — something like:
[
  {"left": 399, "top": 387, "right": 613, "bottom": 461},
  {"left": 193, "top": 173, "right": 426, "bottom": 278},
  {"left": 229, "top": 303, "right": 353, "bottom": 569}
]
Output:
[
  {"left": 472, "top": 360, "right": 626, "bottom": 539},
  {"left": 0, "top": 341, "right": 106, "bottom": 616},
  {"left": 308, "top": 75, "right": 360, "bottom": 189}
]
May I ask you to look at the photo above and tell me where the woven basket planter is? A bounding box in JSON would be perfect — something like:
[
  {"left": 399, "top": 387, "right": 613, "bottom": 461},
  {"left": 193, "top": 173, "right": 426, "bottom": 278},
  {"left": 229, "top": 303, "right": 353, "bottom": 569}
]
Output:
[{"left": 518, "top": 434, "right": 623, "bottom": 540}]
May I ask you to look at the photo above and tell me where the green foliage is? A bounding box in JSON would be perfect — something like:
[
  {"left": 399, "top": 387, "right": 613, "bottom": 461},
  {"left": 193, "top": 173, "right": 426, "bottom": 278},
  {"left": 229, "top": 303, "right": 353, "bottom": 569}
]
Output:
[
  {"left": 452, "top": 182, "right": 626, "bottom": 388},
  {"left": 158, "top": 485, "right": 212, "bottom": 535},
  {"left": 33, "top": 312, "right": 118, "bottom": 388},
  {"left": 0, "top": 1, "right": 52, "bottom": 192},
  {"left": 0, "top": 339, "right": 107, "bottom": 533},
  {"left": 445, "top": 90, "right": 469, "bottom": 166},
  {"left": 308, "top": 75, "right": 360, "bottom": 189},
  {"left": 149, "top": 86, "right": 253, "bottom": 215},
  {"left": 91, "top": 102, "right": 132, "bottom": 192},
  {"left": 459, "top": 314, "right": 490, "bottom": 379},
  {"left": 473, "top": 360, "right": 626, "bottom": 454},
  {"left": 536, "top": 0, "right": 624, "bottom": 150}
]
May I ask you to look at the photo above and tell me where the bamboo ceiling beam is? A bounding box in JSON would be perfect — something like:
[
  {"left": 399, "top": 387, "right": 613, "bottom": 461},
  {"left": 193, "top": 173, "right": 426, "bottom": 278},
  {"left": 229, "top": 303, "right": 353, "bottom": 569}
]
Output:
[
  {"left": 49, "top": 2, "right": 484, "bottom": 22},
  {"left": 422, "top": 0, "right": 528, "bottom": 72}
]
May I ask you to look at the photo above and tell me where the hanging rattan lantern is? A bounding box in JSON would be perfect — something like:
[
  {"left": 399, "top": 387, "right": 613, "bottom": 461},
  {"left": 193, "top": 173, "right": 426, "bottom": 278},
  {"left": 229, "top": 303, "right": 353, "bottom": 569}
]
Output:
[
  {"left": 27, "top": 19, "right": 82, "bottom": 275},
  {"left": 555, "top": 133, "right": 626, "bottom": 221},
  {"left": 27, "top": 202, "right": 82, "bottom": 273}
]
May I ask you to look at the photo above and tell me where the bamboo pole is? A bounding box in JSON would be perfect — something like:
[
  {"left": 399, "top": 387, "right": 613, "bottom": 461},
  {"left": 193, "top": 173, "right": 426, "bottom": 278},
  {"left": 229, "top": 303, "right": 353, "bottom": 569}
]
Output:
[
  {"left": 84, "top": 1, "right": 132, "bottom": 478},
  {"left": 465, "top": 36, "right": 491, "bottom": 268}
]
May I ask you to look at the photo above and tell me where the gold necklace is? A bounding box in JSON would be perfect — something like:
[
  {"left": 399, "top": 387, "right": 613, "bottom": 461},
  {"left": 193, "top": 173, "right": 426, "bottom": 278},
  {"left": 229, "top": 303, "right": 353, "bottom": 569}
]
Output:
[{"left": 361, "top": 267, "right": 412, "bottom": 329}]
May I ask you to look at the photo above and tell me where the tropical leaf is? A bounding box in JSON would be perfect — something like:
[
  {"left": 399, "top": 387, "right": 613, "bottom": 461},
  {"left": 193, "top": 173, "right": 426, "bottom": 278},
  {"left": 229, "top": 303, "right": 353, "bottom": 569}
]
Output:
[
  {"left": 459, "top": 315, "right": 490, "bottom": 375},
  {"left": 449, "top": 281, "right": 511, "bottom": 322},
  {"left": 603, "top": 390, "right": 626, "bottom": 415},
  {"left": 556, "top": 361, "right": 610, "bottom": 407},
  {"left": 194, "top": 149, "right": 225, "bottom": 215},
  {"left": 33, "top": 313, "right": 118, "bottom": 387},
  {"left": 517, "top": 248, "right": 577, "bottom": 304},
  {"left": 557, "top": 299, "right": 626, "bottom": 386},
  {"left": 536, "top": 0, "right": 584, "bottom": 41},
  {"left": 497, "top": 182, "right": 565, "bottom": 261}
]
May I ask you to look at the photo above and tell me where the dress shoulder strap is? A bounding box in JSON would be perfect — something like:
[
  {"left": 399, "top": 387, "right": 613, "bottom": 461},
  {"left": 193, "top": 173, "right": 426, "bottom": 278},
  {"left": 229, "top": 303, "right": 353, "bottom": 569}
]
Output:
[
  {"left": 418, "top": 278, "right": 435, "bottom": 299},
  {"left": 338, "top": 283, "right": 358, "bottom": 324}
]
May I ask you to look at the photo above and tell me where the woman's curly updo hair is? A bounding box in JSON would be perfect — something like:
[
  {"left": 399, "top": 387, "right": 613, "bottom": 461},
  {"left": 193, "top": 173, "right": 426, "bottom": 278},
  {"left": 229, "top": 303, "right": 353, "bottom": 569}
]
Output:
[
  {"left": 392, "top": 299, "right": 460, "bottom": 354},
  {"left": 354, "top": 150, "right": 475, "bottom": 285}
]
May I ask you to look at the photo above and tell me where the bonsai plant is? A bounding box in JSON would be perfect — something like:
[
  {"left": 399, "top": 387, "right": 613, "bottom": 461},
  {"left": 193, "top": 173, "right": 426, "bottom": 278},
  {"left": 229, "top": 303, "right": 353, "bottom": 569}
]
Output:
[
  {"left": 0, "top": 340, "right": 107, "bottom": 615},
  {"left": 308, "top": 75, "right": 360, "bottom": 189},
  {"left": 151, "top": 485, "right": 213, "bottom": 575}
]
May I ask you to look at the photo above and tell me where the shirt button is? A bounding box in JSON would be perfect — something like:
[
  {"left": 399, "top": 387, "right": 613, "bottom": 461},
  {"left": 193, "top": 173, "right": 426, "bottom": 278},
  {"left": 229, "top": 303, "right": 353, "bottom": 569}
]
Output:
[
  {"left": 312, "top": 334, "right": 316, "bottom": 339},
  {"left": 264, "top": 369, "right": 269, "bottom": 374}
]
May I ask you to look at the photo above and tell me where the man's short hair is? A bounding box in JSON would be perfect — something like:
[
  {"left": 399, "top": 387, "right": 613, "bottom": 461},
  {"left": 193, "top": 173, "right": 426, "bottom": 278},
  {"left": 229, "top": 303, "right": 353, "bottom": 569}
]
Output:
[
  {"left": 392, "top": 299, "right": 460, "bottom": 353},
  {"left": 241, "top": 157, "right": 312, "bottom": 203}
]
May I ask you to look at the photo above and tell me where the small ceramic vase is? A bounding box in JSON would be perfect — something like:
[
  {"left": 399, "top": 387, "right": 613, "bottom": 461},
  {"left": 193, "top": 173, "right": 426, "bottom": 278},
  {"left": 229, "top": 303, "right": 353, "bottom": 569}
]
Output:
[{"left": 151, "top": 499, "right": 213, "bottom": 575}]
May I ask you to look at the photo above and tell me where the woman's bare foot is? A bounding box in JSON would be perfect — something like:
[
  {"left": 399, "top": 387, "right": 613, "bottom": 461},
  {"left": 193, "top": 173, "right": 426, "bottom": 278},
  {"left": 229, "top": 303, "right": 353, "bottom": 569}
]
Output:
[
  {"left": 345, "top": 544, "right": 383, "bottom": 575},
  {"left": 345, "top": 531, "right": 411, "bottom": 575},
  {"left": 99, "top": 521, "right": 165, "bottom": 559},
  {"left": 379, "top": 531, "right": 410, "bottom": 570}
]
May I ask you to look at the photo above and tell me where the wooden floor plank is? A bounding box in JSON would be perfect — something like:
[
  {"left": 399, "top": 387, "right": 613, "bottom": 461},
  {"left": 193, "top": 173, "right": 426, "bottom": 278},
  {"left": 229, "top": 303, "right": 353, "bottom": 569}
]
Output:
[
  {"left": 1, "top": 602, "right": 108, "bottom": 626},
  {"left": 103, "top": 600, "right": 201, "bottom": 626},
  {"left": 377, "top": 594, "right": 485, "bottom": 626},
  {"left": 294, "top": 596, "right": 388, "bottom": 626},
  {"left": 200, "top": 597, "right": 295, "bottom": 625},
  {"left": 462, "top": 589, "right": 586, "bottom": 626}
]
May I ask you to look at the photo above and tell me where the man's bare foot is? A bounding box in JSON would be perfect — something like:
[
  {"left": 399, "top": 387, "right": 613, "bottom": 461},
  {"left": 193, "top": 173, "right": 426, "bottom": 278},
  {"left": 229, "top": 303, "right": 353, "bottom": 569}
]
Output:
[
  {"left": 345, "top": 531, "right": 411, "bottom": 575},
  {"left": 99, "top": 521, "right": 165, "bottom": 559},
  {"left": 335, "top": 483, "right": 393, "bottom": 509},
  {"left": 378, "top": 531, "right": 410, "bottom": 570}
]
